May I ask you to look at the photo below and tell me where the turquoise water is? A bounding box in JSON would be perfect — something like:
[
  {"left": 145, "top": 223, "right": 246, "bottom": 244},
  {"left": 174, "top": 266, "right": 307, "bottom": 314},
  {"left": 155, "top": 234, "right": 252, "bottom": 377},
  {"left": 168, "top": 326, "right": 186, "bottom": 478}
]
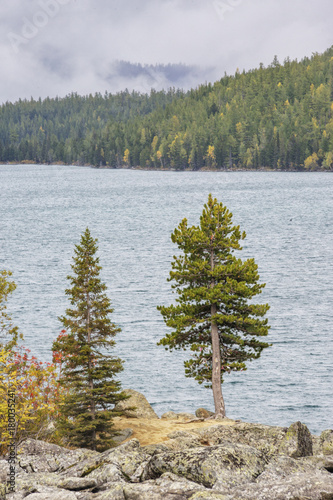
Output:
[{"left": 1, "top": 165, "right": 332, "bottom": 434}]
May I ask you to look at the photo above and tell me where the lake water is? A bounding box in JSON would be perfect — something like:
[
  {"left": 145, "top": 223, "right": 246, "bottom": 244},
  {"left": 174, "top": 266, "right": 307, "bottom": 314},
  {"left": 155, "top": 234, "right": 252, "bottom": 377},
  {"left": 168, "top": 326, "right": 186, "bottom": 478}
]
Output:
[{"left": 0, "top": 165, "right": 332, "bottom": 435}]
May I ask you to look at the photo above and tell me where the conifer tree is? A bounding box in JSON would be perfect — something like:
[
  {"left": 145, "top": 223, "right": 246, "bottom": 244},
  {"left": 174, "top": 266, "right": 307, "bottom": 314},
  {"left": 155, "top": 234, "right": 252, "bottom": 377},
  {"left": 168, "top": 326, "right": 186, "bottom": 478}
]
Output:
[
  {"left": 53, "top": 228, "right": 127, "bottom": 451},
  {"left": 158, "top": 195, "right": 270, "bottom": 418}
]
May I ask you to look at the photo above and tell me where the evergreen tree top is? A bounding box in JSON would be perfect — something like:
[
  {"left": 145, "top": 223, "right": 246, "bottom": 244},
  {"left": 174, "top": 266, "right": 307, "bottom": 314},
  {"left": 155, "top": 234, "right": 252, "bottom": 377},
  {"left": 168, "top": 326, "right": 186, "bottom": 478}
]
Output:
[{"left": 53, "top": 228, "right": 126, "bottom": 451}]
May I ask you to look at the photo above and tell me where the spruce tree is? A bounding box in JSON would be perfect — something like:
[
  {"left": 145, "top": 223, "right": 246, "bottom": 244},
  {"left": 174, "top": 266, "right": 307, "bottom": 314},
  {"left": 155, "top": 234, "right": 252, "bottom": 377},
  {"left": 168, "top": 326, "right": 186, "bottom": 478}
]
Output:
[
  {"left": 53, "top": 228, "right": 127, "bottom": 451},
  {"left": 158, "top": 194, "right": 270, "bottom": 418}
]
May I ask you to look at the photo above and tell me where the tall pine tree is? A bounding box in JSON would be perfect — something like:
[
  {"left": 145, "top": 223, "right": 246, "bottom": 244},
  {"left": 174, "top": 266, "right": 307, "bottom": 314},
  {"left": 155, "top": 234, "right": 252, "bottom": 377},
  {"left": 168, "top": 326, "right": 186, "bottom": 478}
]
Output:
[
  {"left": 158, "top": 195, "right": 270, "bottom": 418},
  {"left": 53, "top": 228, "right": 127, "bottom": 451}
]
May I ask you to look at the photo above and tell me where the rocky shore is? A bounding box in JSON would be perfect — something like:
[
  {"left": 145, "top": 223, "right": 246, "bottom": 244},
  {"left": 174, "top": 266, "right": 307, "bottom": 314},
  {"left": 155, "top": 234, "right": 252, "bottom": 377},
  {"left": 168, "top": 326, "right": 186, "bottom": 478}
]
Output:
[{"left": 1, "top": 390, "right": 332, "bottom": 500}]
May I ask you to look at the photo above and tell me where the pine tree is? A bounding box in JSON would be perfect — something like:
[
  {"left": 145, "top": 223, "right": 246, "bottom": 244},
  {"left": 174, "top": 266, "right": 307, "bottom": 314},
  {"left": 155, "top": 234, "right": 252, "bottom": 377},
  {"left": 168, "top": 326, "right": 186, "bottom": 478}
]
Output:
[
  {"left": 157, "top": 195, "right": 270, "bottom": 418},
  {"left": 53, "top": 228, "right": 127, "bottom": 451}
]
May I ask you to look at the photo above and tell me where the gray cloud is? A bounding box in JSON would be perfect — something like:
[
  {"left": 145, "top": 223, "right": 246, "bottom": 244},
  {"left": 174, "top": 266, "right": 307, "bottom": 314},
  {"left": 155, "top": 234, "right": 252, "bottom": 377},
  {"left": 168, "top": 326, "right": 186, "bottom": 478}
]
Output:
[{"left": 0, "top": 0, "right": 332, "bottom": 103}]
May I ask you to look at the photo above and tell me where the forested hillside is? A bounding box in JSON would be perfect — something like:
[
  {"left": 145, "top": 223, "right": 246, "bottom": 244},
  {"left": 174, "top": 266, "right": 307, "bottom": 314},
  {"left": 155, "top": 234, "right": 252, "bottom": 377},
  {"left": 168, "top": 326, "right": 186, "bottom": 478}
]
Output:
[{"left": 1, "top": 47, "right": 333, "bottom": 170}]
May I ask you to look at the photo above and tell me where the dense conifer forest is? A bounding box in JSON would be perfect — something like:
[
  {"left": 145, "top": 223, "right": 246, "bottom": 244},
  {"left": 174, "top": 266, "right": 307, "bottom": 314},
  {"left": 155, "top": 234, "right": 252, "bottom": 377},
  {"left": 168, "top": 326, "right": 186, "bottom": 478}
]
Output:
[{"left": 1, "top": 47, "right": 333, "bottom": 170}]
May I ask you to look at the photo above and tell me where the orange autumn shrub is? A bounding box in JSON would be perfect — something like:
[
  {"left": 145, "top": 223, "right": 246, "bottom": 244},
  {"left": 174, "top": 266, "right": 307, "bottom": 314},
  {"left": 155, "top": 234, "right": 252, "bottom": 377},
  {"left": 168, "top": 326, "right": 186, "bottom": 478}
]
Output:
[{"left": 0, "top": 346, "right": 64, "bottom": 456}]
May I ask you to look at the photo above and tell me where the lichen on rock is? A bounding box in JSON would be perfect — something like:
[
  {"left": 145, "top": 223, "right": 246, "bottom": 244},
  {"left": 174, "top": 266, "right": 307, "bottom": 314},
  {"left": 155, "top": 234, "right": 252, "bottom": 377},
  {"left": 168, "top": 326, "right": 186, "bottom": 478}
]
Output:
[{"left": 2, "top": 403, "right": 333, "bottom": 500}]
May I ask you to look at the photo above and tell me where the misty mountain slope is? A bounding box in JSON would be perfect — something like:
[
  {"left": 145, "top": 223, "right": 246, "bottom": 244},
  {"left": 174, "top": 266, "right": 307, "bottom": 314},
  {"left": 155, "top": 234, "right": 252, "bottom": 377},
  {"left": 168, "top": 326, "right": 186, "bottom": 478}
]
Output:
[{"left": 1, "top": 46, "right": 332, "bottom": 171}]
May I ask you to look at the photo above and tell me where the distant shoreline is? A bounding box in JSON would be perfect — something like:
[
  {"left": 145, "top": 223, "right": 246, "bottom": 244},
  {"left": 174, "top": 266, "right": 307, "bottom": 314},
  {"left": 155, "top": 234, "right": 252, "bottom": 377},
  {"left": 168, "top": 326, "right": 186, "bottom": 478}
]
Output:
[{"left": 1, "top": 162, "right": 331, "bottom": 172}]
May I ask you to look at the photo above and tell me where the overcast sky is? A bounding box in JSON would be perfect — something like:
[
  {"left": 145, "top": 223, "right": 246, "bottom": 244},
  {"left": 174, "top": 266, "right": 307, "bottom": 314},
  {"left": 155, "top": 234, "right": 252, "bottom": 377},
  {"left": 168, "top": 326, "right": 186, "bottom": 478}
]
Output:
[{"left": 1, "top": 0, "right": 332, "bottom": 103}]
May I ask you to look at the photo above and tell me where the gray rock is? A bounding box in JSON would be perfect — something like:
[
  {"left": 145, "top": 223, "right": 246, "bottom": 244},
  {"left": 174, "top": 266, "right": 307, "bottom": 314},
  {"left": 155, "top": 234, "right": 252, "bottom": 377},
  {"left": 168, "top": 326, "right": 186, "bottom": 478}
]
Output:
[
  {"left": 84, "top": 439, "right": 151, "bottom": 485},
  {"left": 122, "top": 472, "right": 207, "bottom": 500},
  {"left": 256, "top": 455, "right": 319, "bottom": 482},
  {"left": 101, "top": 439, "right": 150, "bottom": 480},
  {"left": 323, "top": 455, "right": 333, "bottom": 473},
  {"left": 93, "top": 484, "right": 125, "bottom": 499},
  {"left": 17, "top": 439, "right": 99, "bottom": 474},
  {"left": 75, "top": 494, "right": 96, "bottom": 500},
  {"left": 5, "top": 413, "right": 330, "bottom": 500},
  {"left": 319, "top": 429, "right": 333, "bottom": 456},
  {"left": 193, "top": 420, "right": 313, "bottom": 459},
  {"left": 142, "top": 444, "right": 170, "bottom": 455},
  {"left": 4, "top": 494, "right": 25, "bottom": 500},
  {"left": 161, "top": 412, "right": 198, "bottom": 421},
  {"left": 161, "top": 411, "right": 178, "bottom": 420},
  {"left": 0, "top": 483, "right": 6, "bottom": 500},
  {"left": 10, "top": 486, "right": 77, "bottom": 499},
  {"left": 227, "top": 469, "right": 333, "bottom": 500},
  {"left": 112, "top": 428, "right": 133, "bottom": 446},
  {"left": 15, "top": 472, "right": 97, "bottom": 492},
  {"left": 176, "top": 413, "right": 198, "bottom": 421},
  {"left": 164, "top": 431, "right": 202, "bottom": 451},
  {"left": 278, "top": 421, "right": 313, "bottom": 458},
  {"left": 312, "top": 434, "right": 322, "bottom": 455},
  {"left": 149, "top": 442, "right": 266, "bottom": 488},
  {"left": 58, "top": 476, "right": 97, "bottom": 490},
  {"left": 195, "top": 408, "right": 214, "bottom": 419},
  {"left": 16, "top": 440, "right": 69, "bottom": 473},
  {"left": 0, "top": 461, "right": 8, "bottom": 483},
  {"left": 113, "top": 389, "right": 159, "bottom": 419},
  {"left": 193, "top": 422, "right": 286, "bottom": 455},
  {"left": 301, "top": 454, "right": 333, "bottom": 474},
  {"left": 84, "top": 463, "right": 125, "bottom": 487},
  {"left": 0, "top": 461, "right": 27, "bottom": 494},
  {"left": 60, "top": 439, "right": 141, "bottom": 479},
  {"left": 16, "top": 472, "right": 63, "bottom": 491},
  {"left": 189, "top": 493, "right": 231, "bottom": 500}
]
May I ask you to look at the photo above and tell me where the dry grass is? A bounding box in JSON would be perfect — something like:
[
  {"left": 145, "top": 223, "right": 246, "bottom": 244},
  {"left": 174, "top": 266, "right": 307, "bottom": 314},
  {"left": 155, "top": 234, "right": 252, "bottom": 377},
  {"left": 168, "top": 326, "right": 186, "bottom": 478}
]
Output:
[{"left": 112, "top": 416, "right": 237, "bottom": 446}]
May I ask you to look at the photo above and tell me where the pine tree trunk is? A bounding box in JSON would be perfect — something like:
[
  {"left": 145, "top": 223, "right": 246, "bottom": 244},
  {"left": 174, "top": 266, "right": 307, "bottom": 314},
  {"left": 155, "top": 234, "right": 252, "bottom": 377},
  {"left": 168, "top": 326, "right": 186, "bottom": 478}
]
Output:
[{"left": 210, "top": 246, "right": 226, "bottom": 418}]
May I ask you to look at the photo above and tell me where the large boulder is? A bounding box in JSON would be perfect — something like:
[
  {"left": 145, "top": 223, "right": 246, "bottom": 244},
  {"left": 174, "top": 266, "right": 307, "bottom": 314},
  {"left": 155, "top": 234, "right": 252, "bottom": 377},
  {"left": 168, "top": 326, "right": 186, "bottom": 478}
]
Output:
[
  {"left": 16, "top": 439, "right": 99, "bottom": 474},
  {"left": 6, "top": 486, "right": 78, "bottom": 500},
  {"left": 194, "top": 422, "right": 286, "bottom": 450},
  {"left": 61, "top": 439, "right": 150, "bottom": 484},
  {"left": 114, "top": 389, "right": 159, "bottom": 419},
  {"left": 226, "top": 469, "right": 333, "bottom": 500},
  {"left": 163, "top": 431, "right": 202, "bottom": 451},
  {"left": 256, "top": 454, "right": 320, "bottom": 482},
  {"left": 15, "top": 472, "right": 97, "bottom": 492},
  {"left": 278, "top": 421, "right": 313, "bottom": 458},
  {"left": 319, "top": 429, "right": 333, "bottom": 455},
  {"left": 193, "top": 420, "right": 313, "bottom": 459},
  {"left": 195, "top": 408, "right": 214, "bottom": 419},
  {"left": 93, "top": 485, "right": 125, "bottom": 499},
  {"left": 121, "top": 473, "right": 207, "bottom": 500},
  {"left": 149, "top": 442, "right": 266, "bottom": 489}
]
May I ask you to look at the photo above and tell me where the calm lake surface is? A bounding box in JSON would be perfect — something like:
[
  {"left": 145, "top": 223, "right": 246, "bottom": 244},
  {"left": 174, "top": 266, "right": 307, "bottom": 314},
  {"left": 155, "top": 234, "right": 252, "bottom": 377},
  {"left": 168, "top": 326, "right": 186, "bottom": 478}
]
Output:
[{"left": 1, "top": 165, "right": 332, "bottom": 434}]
